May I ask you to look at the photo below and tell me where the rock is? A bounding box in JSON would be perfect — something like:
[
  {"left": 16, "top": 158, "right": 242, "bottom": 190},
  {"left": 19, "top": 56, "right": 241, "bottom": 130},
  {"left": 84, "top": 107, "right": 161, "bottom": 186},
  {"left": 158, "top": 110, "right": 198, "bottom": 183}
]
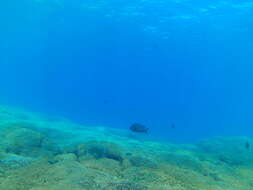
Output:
[
  {"left": 197, "top": 137, "right": 253, "bottom": 166},
  {"left": 128, "top": 155, "right": 157, "bottom": 168},
  {"left": 80, "top": 158, "right": 122, "bottom": 176},
  {"left": 103, "top": 182, "right": 148, "bottom": 190},
  {"left": 53, "top": 153, "right": 77, "bottom": 163},
  {"left": 160, "top": 151, "right": 205, "bottom": 172},
  {"left": 0, "top": 153, "right": 34, "bottom": 169},
  {"left": 73, "top": 141, "right": 124, "bottom": 163},
  {"left": 2, "top": 128, "right": 59, "bottom": 157}
]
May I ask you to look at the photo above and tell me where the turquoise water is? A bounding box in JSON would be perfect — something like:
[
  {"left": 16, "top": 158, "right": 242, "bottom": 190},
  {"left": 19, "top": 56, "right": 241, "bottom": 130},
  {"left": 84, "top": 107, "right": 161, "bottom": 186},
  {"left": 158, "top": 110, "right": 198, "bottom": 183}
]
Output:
[
  {"left": 1, "top": 0, "right": 253, "bottom": 142},
  {"left": 0, "top": 1, "right": 253, "bottom": 189}
]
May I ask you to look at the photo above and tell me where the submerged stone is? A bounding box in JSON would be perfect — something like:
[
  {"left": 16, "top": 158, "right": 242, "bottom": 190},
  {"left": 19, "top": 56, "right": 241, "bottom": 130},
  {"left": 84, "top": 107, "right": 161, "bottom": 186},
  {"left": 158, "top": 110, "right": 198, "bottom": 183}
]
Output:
[
  {"left": 128, "top": 155, "right": 157, "bottom": 168},
  {"left": 73, "top": 141, "right": 124, "bottom": 163},
  {"left": 2, "top": 128, "right": 59, "bottom": 157},
  {"left": 103, "top": 182, "right": 148, "bottom": 190},
  {"left": 0, "top": 153, "right": 34, "bottom": 169},
  {"left": 50, "top": 153, "right": 78, "bottom": 164},
  {"left": 197, "top": 137, "right": 253, "bottom": 166}
]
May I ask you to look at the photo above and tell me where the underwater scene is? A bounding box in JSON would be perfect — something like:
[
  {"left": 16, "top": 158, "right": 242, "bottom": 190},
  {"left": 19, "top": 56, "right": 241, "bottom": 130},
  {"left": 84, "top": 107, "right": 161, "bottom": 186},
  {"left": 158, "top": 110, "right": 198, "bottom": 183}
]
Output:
[{"left": 1, "top": 0, "right": 253, "bottom": 189}]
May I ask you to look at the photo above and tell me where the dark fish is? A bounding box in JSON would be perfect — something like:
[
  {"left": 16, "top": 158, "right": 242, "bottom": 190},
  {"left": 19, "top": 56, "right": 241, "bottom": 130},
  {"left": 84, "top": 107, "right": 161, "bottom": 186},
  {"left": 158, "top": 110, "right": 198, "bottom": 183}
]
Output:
[
  {"left": 103, "top": 99, "right": 109, "bottom": 105},
  {"left": 152, "top": 43, "right": 159, "bottom": 49},
  {"left": 130, "top": 123, "right": 149, "bottom": 133},
  {"left": 245, "top": 141, "right": 250, "bottom": 150},
  {"left": 171, "top": 123, "right": 175, "bottom": 129}
]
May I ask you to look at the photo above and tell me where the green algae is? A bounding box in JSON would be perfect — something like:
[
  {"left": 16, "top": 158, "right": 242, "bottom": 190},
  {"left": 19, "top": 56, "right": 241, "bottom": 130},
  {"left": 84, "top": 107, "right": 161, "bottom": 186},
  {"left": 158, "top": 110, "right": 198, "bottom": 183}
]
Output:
[{"left": 0, "top": 105, "right": 253, "bottom": 190}]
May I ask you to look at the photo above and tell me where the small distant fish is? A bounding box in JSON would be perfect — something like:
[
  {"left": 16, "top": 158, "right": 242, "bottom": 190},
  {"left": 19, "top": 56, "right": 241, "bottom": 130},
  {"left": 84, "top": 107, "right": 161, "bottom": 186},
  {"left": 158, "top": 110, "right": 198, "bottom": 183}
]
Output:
[
  {"left": 152, "top": 43, "right": 159, "bottom": 49},
  {"left": 103, "top": 99, "right": 109, "bottom": 105},
  {"left": 245, "top": 141, "right": 250, "bottom": 150},
  {"left": 171, "top": 123, "right": 175, "bottom": 129},
  {"left": 130, "top": 123, "right": 149, "bottom": 133}
]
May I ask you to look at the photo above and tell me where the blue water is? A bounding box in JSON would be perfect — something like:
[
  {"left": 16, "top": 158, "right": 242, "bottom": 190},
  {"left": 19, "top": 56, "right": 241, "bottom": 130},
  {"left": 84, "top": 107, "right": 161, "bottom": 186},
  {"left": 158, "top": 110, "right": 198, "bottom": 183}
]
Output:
[{"left": 0, "top": 0, "right": 253, "bottom": 142}]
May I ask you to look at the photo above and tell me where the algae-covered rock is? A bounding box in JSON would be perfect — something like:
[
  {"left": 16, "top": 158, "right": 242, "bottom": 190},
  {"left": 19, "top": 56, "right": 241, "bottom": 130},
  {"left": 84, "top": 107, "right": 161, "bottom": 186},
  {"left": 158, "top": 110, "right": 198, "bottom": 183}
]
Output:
[
  {"left": 0, "top": 159, "right": 107, "bottom": 190},
  {"left": 80, "top": 158, "right": 122, "bottom": 176},
  {"left": 49, "top": 153, "right": 78, "bottom": 164},
  {"left": 0, "top": 153, "right": 34, "bottom": 169},
  {"left": 160, "top": 151, "right": 205, "bottom": 173},
  {"left": 4, "top": 128, "right": 44, "bottom": 152},
  {"left": 123, "top": 168, "right": 161, "bottom": 184},
  {"left": 2, "top": 127, "right": 59, "bottom": 157},
  {"left": 103, "top": 182, "right": 148, "bottom": 190},
  {"left": 73, "top": 141, "right": 124, "bottom": 163},
  {"left": 128, "top": 155, "right": 157, "bottom": 168},
  {"left": 197, "top": 137, "right": 253, "bottom": 166}
]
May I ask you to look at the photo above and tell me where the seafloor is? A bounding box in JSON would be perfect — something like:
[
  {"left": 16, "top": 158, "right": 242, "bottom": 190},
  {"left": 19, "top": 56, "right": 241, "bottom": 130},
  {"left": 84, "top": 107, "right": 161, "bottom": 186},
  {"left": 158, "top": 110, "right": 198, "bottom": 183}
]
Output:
[{"left": 0, "top": 106, "right": 253, "bottom": 190}]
